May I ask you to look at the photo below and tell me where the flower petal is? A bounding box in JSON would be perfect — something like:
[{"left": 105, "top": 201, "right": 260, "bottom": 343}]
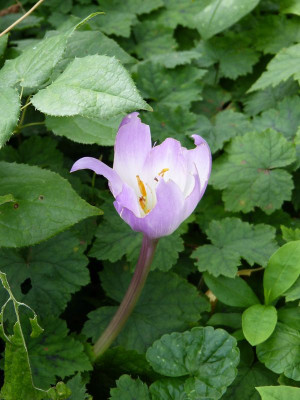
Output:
[
  {"left": 113, "top": 113, "right": 152, "bottom": 190},
  {"left": 119, "top": 112, "right": 139, "bottom": 128},
  {"left": 70, "top": 157, "right": 122, "bottom": 196},
  {"left": 182, "top": 173, "right": 201, "bottom": 220},
  {"left": 114, "top": 179, "right": 185, "bottom": 238},
  {"left": 115, "top": 181, "right": 141, "bottom": 217}
]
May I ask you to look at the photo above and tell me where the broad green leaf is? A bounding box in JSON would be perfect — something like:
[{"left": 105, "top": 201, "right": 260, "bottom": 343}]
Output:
[
  {"left": 211, "top": 130, "right": 296, "bottom": 214},
  {"left": 66, "top": 374, "right": 91, "bottom": 400},
  {"left": 257, "top": 386, "right": 300, "bottom": 400},
  {"left": 204, "top": 273, "right": 260, "bottom": 307},
  {"left": 149, "top": 51, "right": 200, "bottom": 69},
  {"left": 46, "top": 114, "right": 122, "bottom": 145},
  {"left": 110, "top": 375, "right": 150, "bottom": 400},
  {"left": 28, "top": 317, "right": 92, "bottom": 388},
  {"left": 278, "top": 306, "right": 300, "bottom": 330},
  {"left": 250, "top": 44, "right": 300, "bottom": 91},
  {"left": 0, "top": 87, "right": 20, "bottom": 147},
  {"left": 146, "top": 327, "right": 240, "bottom": 399},
  {"left": 0, "top": 13, "right": 42, "bottom": 31},
  {"left": 136, "top": 62, "right": 206, "bottom": 109},
  {"left": 150, "top": 379, "right": 187, "bottom": 400},
  {"left": 284, "top": 277, "right": 300, "bottom": 302},
  {"left": 195, "top": 110, "right": 252, "bottom": 153},
  {"left": 257, "top": 323, "right": 300, "bottom": 380},
  {"left": 0, "top": 231, "right": 90, "bottom": 316},
  {"left": 195, "top": 0, "right": 260, "bottom": 39},
  {"left": 83, "top": 264, "right": 209, "bottom": 353},
  {"left": 207, "top": 312, "right": 242, "bottom": 329},
  {"left": 281, "top": 226, "right": 300, "bottom": 242},
  {"left": 194, "top": 85, "right": 231, "bottom": 117},
  {"left": 281, "top": 0, "right": 300, "bottom": 15},
  {"left": 90, "top": 11, "right": 137, "bottom": 38},
  {"left": 0, "top": 33, "right": 69, "bottom": 90},
  {"left": 0, "top": 161, "right": 101, "bottom": 247},
  {"left": 89, "top": 201, "right": 184, "bottom": 272},
  {"left": 242, "top": 305, "right": 277, "bottom": 346},
  {"left": 32, "top": 55, "right": 151, "bottom": 118},
  {"left": 263, "top": 241, "right": 300, "bottom": 304},
  {"left": 192, "top": 218, "right": 277, "bottom": 278},
  {"left": 253, "top": 96, "right": 300, "bottom": 141},
  {"left": 0, "top": 35, "right": 8, "bottom": 58}
]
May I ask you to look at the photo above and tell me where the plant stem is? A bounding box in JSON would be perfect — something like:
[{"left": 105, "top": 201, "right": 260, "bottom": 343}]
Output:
[
  {"left": 94, "top": 235, "right": 158, "bottom": 359},
  {"left": 0, "top": 0, "right": 46, "bottom": 38}
]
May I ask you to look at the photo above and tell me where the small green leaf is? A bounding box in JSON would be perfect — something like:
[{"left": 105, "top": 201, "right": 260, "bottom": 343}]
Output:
[
  {"left": 195, "top": 0, "right": 260, "bottom": 39},
  {"left": 30, "top": 315, "right": 44, "bottom": 339},
  {"left": 281, "top": 225, "right": 300, "bottom": 242},
  {"left": 263, "top": 241, "right": 300, "bottom": 304},
  {"left": 283, "top": 277, "right": 300, "bottom": 302},
  {"left": 0, "top": 87, "right": 20, "bottom": 147},
  {"left": 257, "top": 323, "right": 300, "bottom": 380},
  {"left": 32, "top": 55, "right": 151, "bottom": 119},
  {"left": 146, "top": 327, "right": 240, "bottom": 399},
  {"left": 0, "top": 161, "right": 101, "bottom": 247},
  {"left": 211, "top": 130, "right": 296, "bottom": 214},
  {"left": 110, "top": 375, "right": 150, "bottom": 400},
  {"left": 66, "top": 374, "right": 91, "bottom": 400},
  {"left": 242, "top": 305, "right": 277, "bottom": 346},
  {"left": 256, "top": 386, "right": 300, "bottom": 400},
  {"left": 204, "top": 273, "right": 260, "bottom": 308},
  {"left": 192, "top": 218, "right": 277, "bottom": 278}
]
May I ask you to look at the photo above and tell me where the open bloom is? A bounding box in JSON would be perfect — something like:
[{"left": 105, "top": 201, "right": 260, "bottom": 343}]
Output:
[{"left": 71, "top": 113, "right": 211, "bottom": 239}]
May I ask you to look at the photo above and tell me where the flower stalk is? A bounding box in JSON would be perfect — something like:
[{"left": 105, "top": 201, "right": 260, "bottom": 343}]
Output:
[{"left": 93, "top": 235, "right": 158, "bottom": 359}]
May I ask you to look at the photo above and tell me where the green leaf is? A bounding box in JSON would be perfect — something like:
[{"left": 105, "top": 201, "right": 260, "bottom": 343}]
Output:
[
  {"left": 281, "top": 0, "right": 300, "bottom": 15},
  {"left": 281, "top": 226, "right": 300, "bottom": 242},
  {"left": 149, "top": 51, "right": 200, "bottom": 69},
  {"left": 110, "top": 375, "right": 150, "bottom": 400},
  {"left": 195, "top": 110, "right": 252, "bottom": 153},
  {"left": 263, "top": 241, "right": 300, "bottom": 304},
  {"left": 204, "top": 273, "right": 260, "bottom": 307},
  {"left": 0, "top": 32, "right": 69, "bottom": 91},
  {"left": 32, "top": 55, "right": 151, "bottom": 118},
  {"left": 283, "top": 278, "right": 300, "bottom": 302},
  {"left": 195, "top": 0, "right": 260, "bottom": 39},
  {"left": 66, "top": 374, "right": 91, "bottom": 400},
  {"left": 146, "top": 326, "right": 240, "bottom": 399},
  {"left": 28, "top": 317, "right": 92, "bottom": 388},
  {"left": 0, "top": 13, "right": 42, "bottom": 31},
  {"left": 0, "top": 87, "right": 20, "bottom": 147},
  {"left": 89, "top": 201, "right": 184, "bottom": 272},
  {"left": 253, "top": 96, "right": 300, "bottom": 141},
  {"left": 46, "top": 114, "right": 122, "bottom": 145},
  {"left": 242, "top": 305, "right": 277, "bottom": 346},
  {"left": 136, "top": 62, "right": 206, "bottom": 109},
  {"left": 250, "top": 44, "right": 300, "bottom": 91},
  {"left": 0, "top": 161, "right": 101, "bottom": 247},
  {"left": 83, "top": 264, "right": 209, "bottom": 353},
  {"left": 150, "top": 379, "right": 187, "bottom": 400},
  {"left": 0, "top": 231, "right": 90, "bottom": 316},
  {"left": 278, "top": 306, "right": 300, "bottom": 331},
  {"left": 90, "top": 11, "right": 137, "bottom": 38},
  {"left": 133, "top": 21, "right": 177, "bottom": 59},
  {"left": 191, "top": 218, "right": 277, "bottom": 278},
  {"left": 211, "top": 130, "right": 296, "bottom": 214},
  {"left": 256, "top": 386, "right": 300, "bottom": 400},
  {"left": 207, "top": 312, "right": 242, "bottom": 329},
  {"left": 257, "top": 323, "right": 300, "bottom": 380},
  {"left": 0, "top": 35, "right": 8, "bottom": 58}
]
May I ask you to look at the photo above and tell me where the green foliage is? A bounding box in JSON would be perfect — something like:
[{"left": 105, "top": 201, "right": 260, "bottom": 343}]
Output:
[
  {"left": 0, "top": 87, "right": 20, "bottom": 147},
  {"left": 192, "top": 218, "right": 277, "bottom": 277},
  {"left": 257, "top": 386, "right": 300, "bottom": 400},
  {"left": 110, "top": 375, "right": 151, "bottom": 400},
  {"left": 242, "top": 305, "right": 277, "bottom": 346},
  {"left": 83, "top": 264, "right": 209, "bottom": 352}
]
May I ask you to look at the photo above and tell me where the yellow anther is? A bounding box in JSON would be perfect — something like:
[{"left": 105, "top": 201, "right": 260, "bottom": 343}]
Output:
[
  {"left": 136, "top": 175, "right": 147, "bottom": 197},
  {"left": 139, "top": 196, "right": 149, "bottom": 214},
  {"left": 158, "top": 168, "right": 169, "bottom": 177}
]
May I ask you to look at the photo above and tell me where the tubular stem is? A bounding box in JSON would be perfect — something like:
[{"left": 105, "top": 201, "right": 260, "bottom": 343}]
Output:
[{"left": 94, "top": 235, "right": 158, "bottom": 359}]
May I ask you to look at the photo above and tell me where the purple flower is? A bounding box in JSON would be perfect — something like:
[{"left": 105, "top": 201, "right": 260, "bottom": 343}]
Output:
[{"left": 71, "top": 113, "right": 211, "bottom": 239}]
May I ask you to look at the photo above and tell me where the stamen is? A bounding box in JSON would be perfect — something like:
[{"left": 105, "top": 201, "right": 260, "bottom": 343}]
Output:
[
  {"left": 158, "top": 168, "right": 169, "bottom": 177},
  {"left": 136, "top": 175, "right": 147, "bottom": 197},
  {"left": 139, "top": 196, "right": 149, "bottom": 214}
]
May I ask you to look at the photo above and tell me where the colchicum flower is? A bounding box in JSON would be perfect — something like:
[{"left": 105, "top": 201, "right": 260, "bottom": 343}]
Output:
[{"left": 71, "top": 112, "right": 211, "bottom": 238}]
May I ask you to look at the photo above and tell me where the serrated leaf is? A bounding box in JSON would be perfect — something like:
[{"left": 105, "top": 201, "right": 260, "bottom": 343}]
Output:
[
  {"left": 28, "top": 318, "right": 92, "bottom": 388},
  {"left": 0, "top": 87, "right": 20, "bottom": 147},
  {"left": 150, "top": 378, "right": 187, "bottom": 400},
  {"left": 146, "top": 326, "right": 240, "bottom": 400},
  {"left": 46, "top": 114, "right": 122, "bottom": 145},
  {"left": 67, "top": 374, "right": 91, "bottom": 400},
  {"left": 192, "top": 218, "right": 277, "bottom": 278},
  {"left": 281, "top": 226, "right": 300, "bottom": 242},
  {"left": 264, "top": 241, "right": 300, "bottom": 304},
  {"left": 250, "top": 43, "right": 300, "bottom": 91},
  {"left": 257, "top": 323, "right": 300, "bottom": 381},
  {"left": 0, "top": 161, "right": 100, "bottom": 247},
  {"left": 195, "top": 0, "right": 260, "bottom": 40},
  {"left": 83, "top": 264, "right": 209, "bottom": 353},
  {"left": 149, "top": 51, "right": 200, "bottom": 69},
  {"left": 211, "top": 130, "right": 296, "bottom": 214},
  {"left": 256, "top": 386, "right": 300, "bottom": 400},
  {"left": 136, "top": 62, "right": 206, "bottom": 109},
  {"left": 91, "top": 11, "right": 137, "bottom": 38},
  {"left": 195, "top": 110, "right": 252, "bottom": 153},
  {"left": 204, "top": 273, "right": 260, "bottom": 307},
  {"left": 32, "top": 55, "right": 151, "bottom": 118},
  {"left": 110, "top": 375, "right": 150, "bottom": 400},
  {"left": 0, "top": 231, "right": 90, "bottom": 316},
  {"left": 242, "top": 305, "right": 277, "bottom": 346}
]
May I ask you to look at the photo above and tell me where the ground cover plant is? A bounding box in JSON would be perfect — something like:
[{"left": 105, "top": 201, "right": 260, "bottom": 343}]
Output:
[{"left": 0, "top": 0, "right": 299, "bottom": 399}]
